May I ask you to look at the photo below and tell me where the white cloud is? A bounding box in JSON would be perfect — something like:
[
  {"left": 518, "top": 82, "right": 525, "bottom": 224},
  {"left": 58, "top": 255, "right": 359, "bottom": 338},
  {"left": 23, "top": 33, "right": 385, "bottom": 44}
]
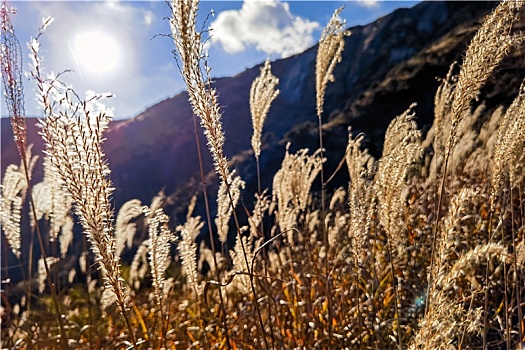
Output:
[
  {"left": 144, "top": 10, "right": 154, "bottom": 26},
  {"left": 209, "top": 0, "right": 319, "bottom": 58},
  {"left": 358, "top": 0, "right": 380, "bottom": 8}
]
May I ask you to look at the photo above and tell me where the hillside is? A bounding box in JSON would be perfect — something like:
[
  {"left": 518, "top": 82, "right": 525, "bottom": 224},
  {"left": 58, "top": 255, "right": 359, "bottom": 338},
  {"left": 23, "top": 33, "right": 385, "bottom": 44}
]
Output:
[
  {"left": 2, "top": 0, "right": 514, "bottom": 267},
  {"left": 2, "top": 1, "right": 499, "bottom": 206}
]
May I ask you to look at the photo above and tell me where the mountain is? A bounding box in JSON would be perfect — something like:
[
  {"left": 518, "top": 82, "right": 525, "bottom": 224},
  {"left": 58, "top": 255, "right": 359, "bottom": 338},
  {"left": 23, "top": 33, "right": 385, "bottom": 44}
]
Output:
[{"left": 5, "top": 1, "right": 522, "bottom": 276}]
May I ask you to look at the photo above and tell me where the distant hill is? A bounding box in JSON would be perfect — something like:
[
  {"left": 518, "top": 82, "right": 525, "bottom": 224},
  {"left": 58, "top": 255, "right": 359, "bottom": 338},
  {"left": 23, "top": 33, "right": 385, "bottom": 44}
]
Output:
[{"left": 5, "top": 1, "right": 524, "bottom": 277}]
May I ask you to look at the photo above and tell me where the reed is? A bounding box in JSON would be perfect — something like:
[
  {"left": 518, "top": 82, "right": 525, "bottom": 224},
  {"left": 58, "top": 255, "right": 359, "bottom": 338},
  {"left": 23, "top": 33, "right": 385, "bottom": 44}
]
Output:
[{"left": 1, "top": 1, "right": 525, "bottom": 348}]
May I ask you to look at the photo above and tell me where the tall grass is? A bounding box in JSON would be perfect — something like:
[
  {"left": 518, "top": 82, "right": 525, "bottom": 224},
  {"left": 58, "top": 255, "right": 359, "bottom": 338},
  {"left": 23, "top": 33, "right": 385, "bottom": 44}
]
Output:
[
  {"left": 1, "top": 0, "right": 525, "bottom": 349},
  {"left": 1, "top": 8, "right": 69, "bottom": 347}
]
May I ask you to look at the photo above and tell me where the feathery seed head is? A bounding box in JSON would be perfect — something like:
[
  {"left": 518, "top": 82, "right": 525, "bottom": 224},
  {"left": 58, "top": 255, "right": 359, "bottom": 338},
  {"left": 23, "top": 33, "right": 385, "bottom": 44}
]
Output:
[
  {"left": 147, "top": 208, "right": 172, "bottom": 306},
  {"left": 250, "top": 59, "right": 279, "bottom": 159},
  {"left": 216, "top": 171, "right": 245, "bottom": 244},
  {"left": 115, "top": 199, "right": 144, "bottom": 257},
  {"left": 491, "top": 80, "right": 525, "bottom": 197},
  {"left": 346, "top": 128, "right": 377, "bottom": 263},
  {"left": 229, "top": 234, "right": 254, "bottom": 293},
  {"left": 0, "top": 164, "right": 26, "bottom": 258},
  {"left": 273, "top": 144, "right": 325, "bottom": 234},
  {"left": 0, "top": 148, "right": 36, "bottom": 258},
  {"left": 37, "top": 257, "right": 59, "bottom": 293},
  {"left": 31, "top": 157, "right": 74, "bottom": 258},
  {"left": 376, "top": 104, "right": 422, "bottom": 248},
  {"left": 29, "top": 23, "right": 132, "bottom": 315},
  {"left": 171, "top": 0, "right": 231, "bottom": 182},
  {"left": 1, "top": 4, "right": 27, "bottom": 158},
  {"left": 249, "top": 190, "right": 270, "bottom": 239},
  {"left": 177, "top": 203, "right": 204, "bottom": 298},
  {"left": 316, "top": 6, "right": 349, "bottom": 118},
  {"left": 129, "top": 240, "right": 149, "bottom": 289},
  {"left": 447, "top": 0, "right": 524, "bottom": 157}
]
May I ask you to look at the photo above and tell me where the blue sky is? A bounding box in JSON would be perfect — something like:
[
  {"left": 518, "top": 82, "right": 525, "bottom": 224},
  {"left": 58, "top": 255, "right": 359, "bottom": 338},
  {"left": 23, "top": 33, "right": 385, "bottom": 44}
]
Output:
[{"left": 2, "top": 0, "right": 420, "bottom": 120}]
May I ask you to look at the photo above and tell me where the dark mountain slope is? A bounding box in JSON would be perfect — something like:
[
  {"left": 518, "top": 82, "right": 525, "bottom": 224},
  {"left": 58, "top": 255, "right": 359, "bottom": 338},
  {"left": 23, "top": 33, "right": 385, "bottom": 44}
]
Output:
[
  {"left": 104, "top": 1, "right": 499, "bottom": 213},
  {"left": 3, "top": 1, "right": 517, "bottom": 267},
  {"left": 2, "top": 2, "right": 497, "bottom": 209},
  {"left": 162, "top": 1, "right": 507, "bottom": 221}
]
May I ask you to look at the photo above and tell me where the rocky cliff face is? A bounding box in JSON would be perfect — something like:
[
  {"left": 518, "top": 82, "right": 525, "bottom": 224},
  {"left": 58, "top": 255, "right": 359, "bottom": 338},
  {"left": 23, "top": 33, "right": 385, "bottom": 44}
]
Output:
[
  {"left": 156, "top": 1, "right": 504, "bottom": 221},
  {"left": 4, "top": 1, "right": 517, "bottom": 270},
  {"left": 100, "top": 1, "right": 500, "bottom": 211}
]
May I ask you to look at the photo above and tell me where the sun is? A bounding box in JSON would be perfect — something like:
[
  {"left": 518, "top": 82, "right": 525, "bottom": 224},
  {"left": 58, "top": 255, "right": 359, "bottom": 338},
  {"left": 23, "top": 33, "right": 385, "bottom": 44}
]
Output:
[{"left": 73, "top": 31, "right": 120, "bottom": 74}]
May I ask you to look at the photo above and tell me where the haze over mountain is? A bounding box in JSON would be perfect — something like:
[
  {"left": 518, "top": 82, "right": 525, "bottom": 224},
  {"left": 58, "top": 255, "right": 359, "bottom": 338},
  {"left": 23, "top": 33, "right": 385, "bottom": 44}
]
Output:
[{"left": 3, "top": 1, "right": 523, "bottom": 277}]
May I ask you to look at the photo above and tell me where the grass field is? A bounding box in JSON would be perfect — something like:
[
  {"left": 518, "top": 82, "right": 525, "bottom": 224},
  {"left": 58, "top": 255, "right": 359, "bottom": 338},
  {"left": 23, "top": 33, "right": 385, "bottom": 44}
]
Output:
[{"left": 1, "top": 1, "right": 524, "bottom": 348}]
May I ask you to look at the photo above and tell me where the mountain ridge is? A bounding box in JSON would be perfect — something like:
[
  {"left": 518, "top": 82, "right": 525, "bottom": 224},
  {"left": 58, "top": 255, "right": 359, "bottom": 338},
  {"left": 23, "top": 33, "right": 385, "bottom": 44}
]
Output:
[{"left": 4, "top": 1, "right": 516, "bottom": 273}]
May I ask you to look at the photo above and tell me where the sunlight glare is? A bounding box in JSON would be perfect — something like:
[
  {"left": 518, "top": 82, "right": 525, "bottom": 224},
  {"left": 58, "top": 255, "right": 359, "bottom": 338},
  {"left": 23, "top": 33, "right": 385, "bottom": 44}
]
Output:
[{"left": 73, "top": 31, "right": 120, "bottom": 74}]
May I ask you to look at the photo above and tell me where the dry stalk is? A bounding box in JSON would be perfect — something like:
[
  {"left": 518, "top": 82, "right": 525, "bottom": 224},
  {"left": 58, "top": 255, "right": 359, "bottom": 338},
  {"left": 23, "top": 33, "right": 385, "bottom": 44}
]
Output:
[{"left": 170, "top": 1, "right": 267, "bottom": 347}]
